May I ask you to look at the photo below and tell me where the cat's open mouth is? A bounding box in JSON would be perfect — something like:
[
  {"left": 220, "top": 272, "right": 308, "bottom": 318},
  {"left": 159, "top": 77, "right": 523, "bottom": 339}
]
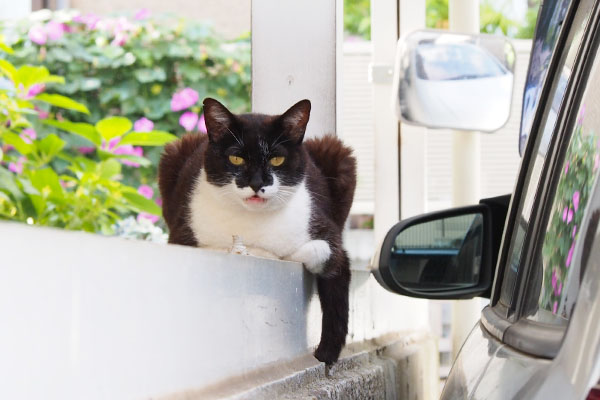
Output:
[{"left": 245, "top": 195, "right": 267, "bottom": 204}]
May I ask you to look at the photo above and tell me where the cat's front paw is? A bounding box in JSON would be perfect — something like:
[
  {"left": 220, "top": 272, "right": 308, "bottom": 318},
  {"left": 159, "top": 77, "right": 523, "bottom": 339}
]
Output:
[{"left": 286, "top": 240, "right": 331, "bottom": 275}]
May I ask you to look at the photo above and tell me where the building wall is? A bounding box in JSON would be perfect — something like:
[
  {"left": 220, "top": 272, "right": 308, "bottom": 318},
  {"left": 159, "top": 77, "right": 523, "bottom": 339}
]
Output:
[{"left": 69, "top": 0, "right": 250, "bottom": 39}]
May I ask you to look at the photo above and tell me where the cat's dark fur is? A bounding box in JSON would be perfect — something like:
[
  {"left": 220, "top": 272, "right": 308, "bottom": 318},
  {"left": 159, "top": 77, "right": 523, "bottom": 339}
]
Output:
[{"left": 158, "top": 98, "right": 356, "bottom": 364}]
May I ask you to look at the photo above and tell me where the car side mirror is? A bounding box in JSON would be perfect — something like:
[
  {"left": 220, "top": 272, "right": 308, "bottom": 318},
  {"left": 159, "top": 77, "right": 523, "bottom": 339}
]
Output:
[
  {"left": 392, "top": 30, "right": 516, "bottom": 132},
  {"left": 372, "top": 205, "right": 495, "bottom": 299}
]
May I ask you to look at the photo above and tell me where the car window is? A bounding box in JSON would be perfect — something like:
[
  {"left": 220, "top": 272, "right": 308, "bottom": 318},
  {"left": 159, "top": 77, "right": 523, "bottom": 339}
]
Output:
[
  {"left": 497, "top": 3, "right": 591, "bottom": 312},
  {"left": 523, "top": 57, "right": 600, "bottom": 324},
  {"left": 519, "top": 0, "right": 571, "bottom": 154}
]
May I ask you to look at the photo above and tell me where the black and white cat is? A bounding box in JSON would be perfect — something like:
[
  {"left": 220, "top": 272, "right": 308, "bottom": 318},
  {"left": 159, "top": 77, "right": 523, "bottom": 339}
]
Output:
[{"left": 158, "top": 98, "right": 356, "bottom": 364}]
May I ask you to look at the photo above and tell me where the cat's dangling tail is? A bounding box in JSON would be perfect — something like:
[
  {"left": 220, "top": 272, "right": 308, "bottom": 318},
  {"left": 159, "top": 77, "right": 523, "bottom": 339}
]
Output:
[{"left": 304, "top": 135, "right": 357, "bottom": 229}]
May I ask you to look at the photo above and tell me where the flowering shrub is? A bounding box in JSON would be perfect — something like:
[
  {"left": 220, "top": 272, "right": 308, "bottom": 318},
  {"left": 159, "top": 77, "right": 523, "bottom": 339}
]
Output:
[
  {"left": 0, "top": 9, "right": 250, "bottom": 236},
  {"left": 2, "top": 9, "right": 250, "bottom": 130},
  {"left": 541, "top": 106, "right": 600, "bottom": 315},
  {"left": 0, "top": 40, "right": 175, "bottom": 234}
]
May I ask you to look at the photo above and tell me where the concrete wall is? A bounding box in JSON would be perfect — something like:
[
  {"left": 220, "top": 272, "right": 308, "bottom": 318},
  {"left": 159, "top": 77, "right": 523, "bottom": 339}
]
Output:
[
  {"left": 69, "top": 0, "right": 250, "bottom": 39},
  {"left": 0, "top": 222, "right": 434, "bottom": 399}
]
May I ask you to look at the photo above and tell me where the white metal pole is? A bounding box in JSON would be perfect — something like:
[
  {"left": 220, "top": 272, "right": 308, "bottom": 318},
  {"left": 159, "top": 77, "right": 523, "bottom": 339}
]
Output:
[{"left": 448, "top": 0, "right": 484, "bottom": 362}]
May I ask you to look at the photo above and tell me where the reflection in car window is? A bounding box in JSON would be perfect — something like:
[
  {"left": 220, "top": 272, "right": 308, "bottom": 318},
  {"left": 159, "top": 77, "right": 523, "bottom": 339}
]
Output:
[
  {"left": 499, "top": 3, "right": 591, "bottom": 309},
  {"left": 524, "top": 61, "right": 600, "bottom": 324},
  {"left": 415, "top": 43, "right": 506, "bottom": 81},
  {"left": 520, "top": 0, "right": 571, "bottom": 154}
]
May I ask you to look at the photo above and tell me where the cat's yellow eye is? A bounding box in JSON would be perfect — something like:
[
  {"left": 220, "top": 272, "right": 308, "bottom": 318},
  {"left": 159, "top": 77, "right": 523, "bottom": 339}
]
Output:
[
  {"left": 269, "top": 156, "right": 285, "bottom": 167},
  {"left": 229, "top": 155, "right": 245, "bottom": 166}
]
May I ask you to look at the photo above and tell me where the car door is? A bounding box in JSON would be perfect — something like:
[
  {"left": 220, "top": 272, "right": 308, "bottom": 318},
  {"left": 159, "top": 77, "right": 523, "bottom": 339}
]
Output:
[{"left": 442, "top": 0, "right": 600, "bottom": 397}]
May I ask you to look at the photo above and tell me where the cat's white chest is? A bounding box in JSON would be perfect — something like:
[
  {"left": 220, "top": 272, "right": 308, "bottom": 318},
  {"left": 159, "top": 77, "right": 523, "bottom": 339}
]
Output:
[{"left": 188, "top": 174, "right": 312, "bottom": 257}]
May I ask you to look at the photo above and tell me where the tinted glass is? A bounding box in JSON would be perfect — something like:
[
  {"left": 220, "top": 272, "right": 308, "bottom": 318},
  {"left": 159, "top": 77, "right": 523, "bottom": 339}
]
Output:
[
  {"left": 499, "top": 3, "right": 591, "bottom": 309},
  {"left": 520, "top": 0, "right": 572, "bottom": 154},
  {"left": 524, "top": 49, "right": 600, "bottom": 324}
]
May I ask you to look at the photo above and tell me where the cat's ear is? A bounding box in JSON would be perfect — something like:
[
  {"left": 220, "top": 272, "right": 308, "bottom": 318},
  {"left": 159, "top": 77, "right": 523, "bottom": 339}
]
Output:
[
  {"left": 279, "top": 99, "right": 311, "bottom": 144},
  {"left": 203, "top": 98, "right": 236, "bottom": 143}
]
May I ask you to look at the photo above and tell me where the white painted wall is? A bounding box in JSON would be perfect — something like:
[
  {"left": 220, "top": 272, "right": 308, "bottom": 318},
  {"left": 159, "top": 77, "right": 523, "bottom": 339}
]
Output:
[
  {"left": 251, "top": 0, "right": 340, "bottom": 139},
  {"left": 0, "top": 222, "right": 430, "bottom": 399}
]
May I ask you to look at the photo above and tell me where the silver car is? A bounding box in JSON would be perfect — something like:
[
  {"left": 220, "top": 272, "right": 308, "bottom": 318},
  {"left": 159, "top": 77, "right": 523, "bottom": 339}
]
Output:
[{"left": 374, "top": 0, "right": 600, "bottom": 398}]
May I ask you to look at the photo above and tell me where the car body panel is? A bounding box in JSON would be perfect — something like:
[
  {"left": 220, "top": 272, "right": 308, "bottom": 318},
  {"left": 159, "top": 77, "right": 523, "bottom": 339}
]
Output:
[{"left": 442, "top": 323, "right": 552, "bottom": 400}]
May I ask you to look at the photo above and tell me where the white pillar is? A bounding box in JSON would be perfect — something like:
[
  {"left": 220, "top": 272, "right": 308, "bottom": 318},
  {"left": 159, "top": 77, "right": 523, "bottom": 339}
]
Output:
[
  {"left": 448, "top": 0, "right": 484, "bottom": 361},
  {"left": 251, "top": 0, "right": 341, "bottom": 140}
]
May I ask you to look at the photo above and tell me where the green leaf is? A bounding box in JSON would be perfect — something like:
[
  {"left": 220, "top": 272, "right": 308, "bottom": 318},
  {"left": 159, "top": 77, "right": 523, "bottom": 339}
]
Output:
[
  {"left": 0, "top": 166, "right": 23, "bottom": 199},
  {"left": 28, "top": 168, "right": 64, "bottom": 200},
  {"left": 80, "top": 78, "right": 101, "bottom": 91},
  {"left": 2, "top": 132, "right": 34, "bottom": 155},
  {"left": 118, "top": 131, "right": 177, "bottom": 146},
  {"left": 36, "top": 94, "right": 89, "bottom": 114},
  {"left": 0, "top": 59, "right": 16, "bottom": 81},
  {"left": 14, "top": 65, "right": 59, "bottom": 88},
  {"left": 96, "top": 117, "right": 132, "bottom": 141},
  {"left": 17, "top": 177, "right": 40, "bottom": 196},
  {"left": 43, "top": 120, "right": 101, "bottom": 146},
  {"left": 122, "top": 191, "right": 162, "bottom": 215},
  {"left": 37, "top": 134, "right": 66, "bottom": 161},
  {"left": 0, "top": 41, "right": 14, "bottom": 54},
  {"left": 96, "top": 150, "right": 152, "bottom": 167},
  {"left": 134, "top": 67, "right": 167, "bottom": 83},
  {"left": 97, "top": 159, "right": 122, "bottom": 179}
]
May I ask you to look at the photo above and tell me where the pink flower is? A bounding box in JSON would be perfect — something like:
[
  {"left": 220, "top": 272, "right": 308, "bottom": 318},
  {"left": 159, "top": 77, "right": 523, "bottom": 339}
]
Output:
[
  {"left": 111, "top": 32, "right": 128, "bottom": 46},
  {"left": 156, "top": 197, "right": 163, "bottom": 207},
  {"left": 101, "top": 136, "right": 121, "bottom": 152},
  {"left": 77, "top": 13, "right": 101, "bottom": 30},
  {"left": 26, "top": 83, "right": 45, "bottom": 99},
  {"left": 553, "top": 301, "right": 558, "bottom": 314},
  {"left": 134, "top": 8, "right": 151, "bottom": 20},
  {"left": 114, "top": 145, "right": 143, "bottom": 167},
  {"left": 35, "top": 106, "right": 49, "bottom": 119},
  {"left": 198, "top": 113, "right": 207, "bottom": 133},
  {"left": 594, "top": 154, "right": 599, "bottom": 171},
  {"left": 563, "top": 207, "right": 568, "bottom": 222},
  {"left": 170, "top": 88, "right": 199, "bottom": 111},
  {"left": 573, "top": 191, "right": 580, "bottom": 212},
  {"left": 137, "top": 212, "right": 159, "bottom": 224},
  {"left": 8, "top": 157, "right": 25, "bottom": 174},
  {"left": 138, "top": 184, "right": 154, "bottom": 199},
  {"left": 45, "top": 21, "right": 66, "bottom": 41},
  {"left": 556, "top": 282, "right": 562, "bottom": 296},
  {"left": 28, "top": 25, "right": 47, "bottom": 45},
  {"left": 572, "top": 225, "right": 577, "bottom": 238},
  {"left": 101, "top": 137, "right": 143, "bottom": 167},
  {"left": 179, "top": 111, "right": 198, "bottom": 131},
  {"left": 551, "top": 268, "right": 558, "bottom": 289},
  {"left": 134, "top": 117, "right": 154, "bottom": 132},
  {"left": 566, "top": 241, "right": 575, "bottom": 268},
  {"left": 20, "top": 128, "right": 36, "bottom": 144},
  {"left": 78, "top": 146, "right": 95, "bottom": 154},
  {"left": 567, "top": 208, "right": 573, "bottom": 224},
  {"left": 564, "top": 161, "right": 569, "bottom": 175}
]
